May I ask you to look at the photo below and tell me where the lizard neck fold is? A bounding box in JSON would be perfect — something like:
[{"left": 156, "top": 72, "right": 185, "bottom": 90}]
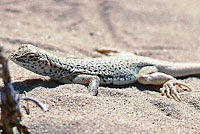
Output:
[{"left": 39, "top": 54, "right": 76, "bottom": 80}]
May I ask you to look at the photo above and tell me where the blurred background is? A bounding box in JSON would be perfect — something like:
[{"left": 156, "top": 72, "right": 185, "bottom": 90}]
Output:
[{"left": 1, "top": 0, "right": 200, "bottom": 61}]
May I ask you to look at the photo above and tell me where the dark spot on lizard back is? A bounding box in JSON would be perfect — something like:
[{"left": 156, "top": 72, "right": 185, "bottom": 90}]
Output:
[
  {"left": 103, "top": 79, "right": 107, "bottom": 82},
  {"left": 111, "top": 70, "right": 115, "bottom": 73}
]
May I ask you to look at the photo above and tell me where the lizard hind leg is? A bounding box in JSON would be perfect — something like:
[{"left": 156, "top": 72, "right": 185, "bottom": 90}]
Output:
[{"left": 137, "top": 66, "right": 191, "bottom": 101}]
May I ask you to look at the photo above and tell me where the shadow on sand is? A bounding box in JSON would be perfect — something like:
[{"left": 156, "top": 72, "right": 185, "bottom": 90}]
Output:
[
  {"left": 8, "top": 78, "right": 63, "bottom": 94},
  {"left": 5, "top": 78, "right": 161, "bottom": 94}
]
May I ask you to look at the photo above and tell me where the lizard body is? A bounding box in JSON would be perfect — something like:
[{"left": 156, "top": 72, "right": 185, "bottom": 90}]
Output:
[{"left": 9, "top": 44, "right": 196, "bottom": 101}]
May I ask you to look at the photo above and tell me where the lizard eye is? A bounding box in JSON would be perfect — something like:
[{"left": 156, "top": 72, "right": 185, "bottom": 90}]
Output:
[
  {"left": 28, "top": 55, "right": 34, "bottom": 58},
  {"left": 26, "top": 53, "right": 39, "bottom": 58}
]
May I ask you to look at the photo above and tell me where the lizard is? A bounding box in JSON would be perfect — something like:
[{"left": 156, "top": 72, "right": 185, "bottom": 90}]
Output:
[{"left": 9, "top": 44, "right": 198, "bottom": 102}]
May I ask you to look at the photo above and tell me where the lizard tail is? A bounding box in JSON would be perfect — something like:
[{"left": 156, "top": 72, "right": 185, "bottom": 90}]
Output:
[{"left": 158, "top": 62, "right": 200, "bottom": 77}]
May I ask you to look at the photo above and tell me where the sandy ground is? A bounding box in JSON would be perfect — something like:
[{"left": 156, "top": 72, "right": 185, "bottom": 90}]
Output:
[{"left": 0, "top": 0, "right": 200, "bottom": 133}]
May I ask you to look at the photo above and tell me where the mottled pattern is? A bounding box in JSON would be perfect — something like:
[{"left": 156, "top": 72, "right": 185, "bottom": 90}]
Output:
[
  {"left": 9, "top": 44, "right": 200, "bottom": 86},
  {"left": 8, "top": 44, "right": 152, "bottom": 85}
]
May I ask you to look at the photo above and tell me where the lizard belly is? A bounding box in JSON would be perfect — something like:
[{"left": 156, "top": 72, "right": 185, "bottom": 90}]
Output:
[{"left": 99, "top": 75, "right": 137, "bottom": 85}]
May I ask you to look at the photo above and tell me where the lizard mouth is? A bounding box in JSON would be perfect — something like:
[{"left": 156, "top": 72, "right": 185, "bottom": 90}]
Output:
[
  {"left": 8, "top": 54, "right": 24, "bottom": 63},
  {"left": 8, "top": 54, "right": 15, "bottom": 61},
  {"left": 15, "top": 57, "right": 25, "bottom": 62}
]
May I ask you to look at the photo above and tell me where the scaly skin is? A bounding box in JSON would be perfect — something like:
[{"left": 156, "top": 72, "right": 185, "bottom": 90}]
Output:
[{"left": 9, "top": 44, "right": 199, "bottom": 101}]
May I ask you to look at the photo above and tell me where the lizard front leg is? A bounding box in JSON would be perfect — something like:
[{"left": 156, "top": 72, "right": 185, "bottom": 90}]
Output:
[
  {"left": 137, "top": 66, "right": 191, "bottom": 101},
  {"left": 72, "top": 74, "right": 100, "bottom": 96}
]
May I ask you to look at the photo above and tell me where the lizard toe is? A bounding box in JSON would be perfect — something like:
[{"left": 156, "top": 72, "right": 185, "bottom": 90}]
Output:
[{"left": 160, "top": 80, "right": 191, "bottom": 102}]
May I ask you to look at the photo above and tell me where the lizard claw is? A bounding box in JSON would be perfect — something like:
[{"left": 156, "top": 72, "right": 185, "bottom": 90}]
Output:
[{"left": 160, "top": 80, "right": 191, "bottom": 102}]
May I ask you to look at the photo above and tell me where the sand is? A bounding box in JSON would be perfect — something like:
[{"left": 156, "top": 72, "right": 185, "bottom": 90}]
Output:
[{"left": 0, "top": 0, "right": 200, "bottom": 133}]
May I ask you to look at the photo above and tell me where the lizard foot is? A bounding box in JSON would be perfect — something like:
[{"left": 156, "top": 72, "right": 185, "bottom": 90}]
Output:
[{"left": 160, "top": 80, "right": 191, "bottom": 102}]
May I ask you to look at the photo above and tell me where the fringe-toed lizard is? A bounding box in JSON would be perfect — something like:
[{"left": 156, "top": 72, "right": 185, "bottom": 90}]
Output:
[{"left": 9, "top": 44, "right": 198, "bottom": 102}]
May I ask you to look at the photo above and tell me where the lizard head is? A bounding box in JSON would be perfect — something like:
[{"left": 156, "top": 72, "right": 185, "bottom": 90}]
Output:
[
  {"left": 9, "top": 44, "right": 47, "bottom": 64},
  {"left": 9, "top": 44, "right": 49, "bottom": 74}
]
